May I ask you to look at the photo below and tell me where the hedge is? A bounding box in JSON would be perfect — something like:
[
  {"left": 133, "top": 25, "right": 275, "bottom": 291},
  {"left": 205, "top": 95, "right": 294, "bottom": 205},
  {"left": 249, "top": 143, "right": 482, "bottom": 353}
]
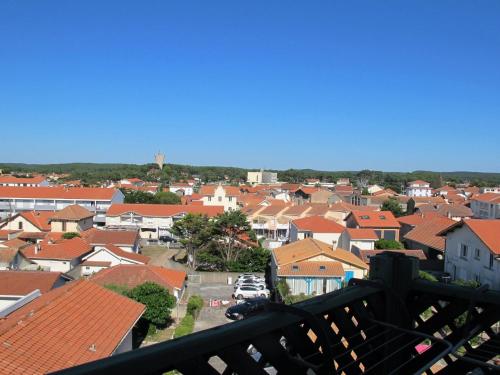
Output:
[{"left": 187, "top": 295, "right": 204, "bottom": 319}]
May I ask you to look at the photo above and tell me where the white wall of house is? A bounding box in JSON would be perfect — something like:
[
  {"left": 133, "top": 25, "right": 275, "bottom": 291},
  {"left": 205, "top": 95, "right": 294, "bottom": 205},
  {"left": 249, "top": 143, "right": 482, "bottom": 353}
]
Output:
[
  {"left": 1, "top": 216, "right": 42, "bottom": 232},
  {"left": 80, "top": 264, "right": 108, "bottom": 277},
  {"left": 106, "top": 214, "right": 174, "bottom": 240},
  {"left": 170, "top": 186, "right": 194, "bottom": 196},
  {"left": 444, "top": 225, "right": 500, "bottom": 290},
  {"left": 113, "top": 329, "right": 134, "bottom": 355},
  {"left": 201, "top": 186, "right": 239, "bottom": 211},
  {"left": 289, "top": 224, "right": 340, "bottom": 247},
  {"left": 28, "top": 258, "right": 79, "bottom": 273},
  {"left": 470, "top": 200, "right": 500, "bottom": 219}
]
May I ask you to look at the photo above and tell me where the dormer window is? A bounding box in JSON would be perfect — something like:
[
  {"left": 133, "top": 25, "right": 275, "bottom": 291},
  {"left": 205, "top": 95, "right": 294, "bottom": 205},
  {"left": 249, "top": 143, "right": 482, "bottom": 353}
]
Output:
[
  {"left": 319, "top": 265, "right": 326, "bottom": 271},
  {"left": 292, "top": 265, "right": 299, "bottom": 271},
  {"left": 380, "top": 215, "right": 386, "bottom": 220},
  {"left": 360, "top": 215, "right": 370, "bottom": 220}
]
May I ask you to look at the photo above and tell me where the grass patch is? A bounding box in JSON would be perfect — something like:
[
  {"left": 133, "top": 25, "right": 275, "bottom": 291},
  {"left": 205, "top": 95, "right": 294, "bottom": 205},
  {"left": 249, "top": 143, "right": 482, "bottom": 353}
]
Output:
[{"left": 174, "top": 314, "right": 195, "bottom": 338}]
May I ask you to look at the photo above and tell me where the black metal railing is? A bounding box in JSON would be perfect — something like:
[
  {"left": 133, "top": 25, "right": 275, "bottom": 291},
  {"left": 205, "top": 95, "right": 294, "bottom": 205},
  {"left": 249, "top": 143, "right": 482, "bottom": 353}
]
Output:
[{"left": 53, "top": 252, "right": 500, "bottom": 375}]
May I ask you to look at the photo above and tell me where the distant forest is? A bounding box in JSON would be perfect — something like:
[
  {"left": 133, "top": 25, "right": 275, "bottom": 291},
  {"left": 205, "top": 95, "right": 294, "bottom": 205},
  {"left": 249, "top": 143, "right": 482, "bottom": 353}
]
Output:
[{"left": 1, "top": 163, "right": 499, "bottom": 193}]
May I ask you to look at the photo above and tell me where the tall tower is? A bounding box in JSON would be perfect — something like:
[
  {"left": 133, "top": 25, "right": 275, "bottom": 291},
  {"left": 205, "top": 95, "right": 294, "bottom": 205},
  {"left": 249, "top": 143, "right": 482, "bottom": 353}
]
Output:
[{"left": 154, "top": 151, "right": 165, "bottom": 170}]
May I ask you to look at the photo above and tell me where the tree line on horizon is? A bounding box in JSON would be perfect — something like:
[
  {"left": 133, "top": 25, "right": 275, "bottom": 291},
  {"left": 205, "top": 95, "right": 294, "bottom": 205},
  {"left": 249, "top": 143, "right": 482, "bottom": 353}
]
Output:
[{"left": 1, "top": 162, "right": 499, "bottom": 190}]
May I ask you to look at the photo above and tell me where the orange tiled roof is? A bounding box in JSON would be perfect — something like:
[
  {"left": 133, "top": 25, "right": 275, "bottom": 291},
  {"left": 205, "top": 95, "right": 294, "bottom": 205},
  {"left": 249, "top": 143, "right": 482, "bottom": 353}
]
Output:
[
  {"left": 22, "top": 237, "right": 92, "bottom": 260},
  {"left": 356, "top": 249, "right": 427, "bottom": 264},
  {"left": 328, "top": 202, "right": 377, "bottom": 213},
  {"left": 471, "top": 193, "right": 500, "bottom": 204},
  {"left": 91, "top": 264, "right": 187, "bottom": 291},
  {"left": 0, "top": 279, "right": 144, "bottom": 374},
  {"left": 18, "top": 211, "right": 54, "bottom": 231},
  {"left": 0, "top": 175, "right": 47, "bottom": 184},
  {"left": 50, "top": 204, "right": 94, "bottom": 221},
  {"left": 282, "top": 204, "right": 313, "bottom": 216},
  {"left": 344, "top": 228, "right": 378, "bottom": 240},
  {"left": 199, "top": 185, "right": 241, "bottom": 197},
  {"left": 408, "top": 180, "right": 430, "bottom": 185},
  {"left": 292, "top": 216, "right": 344, "bottom": 233},
  {"left": 0, "top": 271, "right": 65, "bottom": 295},
  {"left": 258, "top": 205, "right": 290, "bottom": 216},
  {"left": 347, "top": 210, "right": 401, "bottom": 228},
  {"left": 404, "top": 217, "right": 456, "bottom": 251},
  {"left": 272, "top": 238, "right": 368, "bottom": 270},
  {"left": 397, "top": 212, "right": 444, "bottom": 226},
  {"left": 0, "top": 186, "right": 119, "bottom": 200},
  {"left": 82, "top": 228, "right": 139, "bottom": 246},
  {"left": 278, "top": 261, "right": 345, "bottom": 277},
  {"left": 0, "top": 238, "right": 29, "bottom": 250},
  {"left": 464, "top": 220, "right": 500, "bottom": 255},
  {"left": 106, "top": 204, "right": 223, "bottom": 218}
]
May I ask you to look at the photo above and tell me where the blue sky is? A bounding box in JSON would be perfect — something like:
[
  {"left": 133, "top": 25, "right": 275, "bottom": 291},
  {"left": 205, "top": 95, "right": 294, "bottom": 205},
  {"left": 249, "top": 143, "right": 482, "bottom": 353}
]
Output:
[{"left": 0, "top": 1, "right": 499, "bottom": 172}]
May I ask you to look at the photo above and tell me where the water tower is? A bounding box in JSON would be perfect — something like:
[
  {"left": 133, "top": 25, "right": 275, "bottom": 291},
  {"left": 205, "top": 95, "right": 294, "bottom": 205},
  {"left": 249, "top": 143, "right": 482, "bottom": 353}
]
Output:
[{"left": 154, "top": 151, "right": 165, "bottom": 170}]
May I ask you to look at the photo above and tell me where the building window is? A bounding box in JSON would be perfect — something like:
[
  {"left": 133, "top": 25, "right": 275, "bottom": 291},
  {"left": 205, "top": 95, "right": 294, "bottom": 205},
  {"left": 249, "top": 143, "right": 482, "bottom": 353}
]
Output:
[
  {"left": 228, "top": 196, "right": 233, "bottom": 202},
  {"left": 474, "top": 248, "right": 481, "bottom": 260},
  {"left": 460, "top": 244, "right": 468, "bottom": 258},
  {"left": 489, "top": 253, "right": 494, "bottom": 269},
  {"left": 208, "top": 196, "right": 212, "bottom": 202},
  {"left": 218, "top": 196, "right": 222, "bottom": 202},
  {"left": 18, "top": 222, "right": 23, "bottom": 230},
  {"left": 62, "top": 221, "right": 67, "bottom": 231}
]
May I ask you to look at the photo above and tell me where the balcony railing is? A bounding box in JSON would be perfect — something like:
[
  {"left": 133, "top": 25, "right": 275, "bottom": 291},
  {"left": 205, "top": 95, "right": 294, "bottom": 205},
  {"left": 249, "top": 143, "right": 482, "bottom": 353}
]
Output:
[{"left": 52, "top": 252, "right": 500, "bottom": 375}]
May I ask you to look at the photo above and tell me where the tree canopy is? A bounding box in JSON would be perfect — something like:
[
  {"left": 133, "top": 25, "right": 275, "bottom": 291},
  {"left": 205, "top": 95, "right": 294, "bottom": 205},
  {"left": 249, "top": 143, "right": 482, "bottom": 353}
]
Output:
[{"left": 381, "top": 198, "right": 404, "bottom": 217}]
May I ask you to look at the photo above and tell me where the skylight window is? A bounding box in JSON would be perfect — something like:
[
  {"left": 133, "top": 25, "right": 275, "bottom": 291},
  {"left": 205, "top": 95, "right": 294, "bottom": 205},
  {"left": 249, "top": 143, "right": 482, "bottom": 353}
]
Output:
[
  {"left": 361, "top": 215, "right": 370, "bottom": 219},
  {"left": 380, "top": 215, "right": 386, "bottom": 220}
]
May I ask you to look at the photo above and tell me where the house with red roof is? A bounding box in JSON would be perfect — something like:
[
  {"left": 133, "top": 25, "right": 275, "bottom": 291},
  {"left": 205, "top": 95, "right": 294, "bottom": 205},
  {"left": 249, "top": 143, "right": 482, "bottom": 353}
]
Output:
[
  {"left": 470, "top": 193, "right": 500, "bottom": 219},
  {"left": 442, "top": 220, "right": 500, "bottom": 290},
  {"left": 0, "top": 279, "right": 145, "bottom": 374},
  {"left": 79, "top": 244, "right": 150, "bottom": 276},
  {"left": 0, "top": 211, "right": 53, "bottom": 233},
  {"left": 0, "top": 270, "right": 71, "bottom": 312},
  {"left": 91, "top": 264, "right": 187, "bottom": 300},
  {"left": 105, "top": 203, "right": 223, "bottom": 240},
  {"left": 345, "top": 210, "right": 401, "bottom": 241},
  {"left": 199, "top": 184, "right": 241, "bottom": 211},
  {"left": 290, "top": 216, "right": 345, "bottom": 247},
  {"left": 338, "top": 228, "right": 378, "bottom": 252},
  {"left": 0, "top": 186, "right": 124, "bottom": 225},
  {"left": 20, "top": 237, "right": 93, "bottom": 272},
  {"left": 405, "top": 180, "right": 432, "bottom": 197},
  {"left": 0, "top": 175, "right": 49, "bottom": 187}
]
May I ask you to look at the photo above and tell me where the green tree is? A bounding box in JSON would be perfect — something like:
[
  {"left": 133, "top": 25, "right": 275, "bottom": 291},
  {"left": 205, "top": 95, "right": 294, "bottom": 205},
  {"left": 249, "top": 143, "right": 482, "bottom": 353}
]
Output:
[
  {"left": 226, "top": 247, "right": 270, "bottom": 272},
  {"left": 171, "top": 214, "right": 214, "bottom": 269},
  {"left": 381, "top": 198, "right": 404, "bottom": 217},
  {"left": 122, "top": 189, "right": 158, "bottom": 204},
  {"left": 213, "top": 210, "right": 252, "bottom": 267},
  {"left": 127, "top": 282, "right": 176, "bottom": 329},
  {"left": 62, "top": 232, "right": 80, "bottom": 239},
  {"left": 375, "top": 239, "right": 404, "bottom": 249},
  {"left": 156, "top": 191, "right": 181, "bottom": 204}
]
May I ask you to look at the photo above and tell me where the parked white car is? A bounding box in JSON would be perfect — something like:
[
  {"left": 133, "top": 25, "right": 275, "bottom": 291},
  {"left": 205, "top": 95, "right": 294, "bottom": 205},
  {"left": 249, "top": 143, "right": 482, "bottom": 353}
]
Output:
[
  {"left": 235, "top": 279, "right": 266, "bottom": 287},
  {"left": 234, "top": 283, "right": 266, "bottom": 291},
  {"left": 233, "top": 286, "right": 270, "bottom": 300},
  {"left": 237, "top": 274, "right": 264, "bottom": 282}
]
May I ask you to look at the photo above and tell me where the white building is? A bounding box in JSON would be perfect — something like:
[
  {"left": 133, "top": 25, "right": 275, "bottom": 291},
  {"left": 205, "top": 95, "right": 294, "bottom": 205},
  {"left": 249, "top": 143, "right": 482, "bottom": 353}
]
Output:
[
  {"left": 80, "top": 244, "right": 150, "bottom": 276},
  {"left": 105, "top": 203, "right": 224, "bottom": 240},
  {"left": 443, "top": 220, "right": 500, "bottom": 290},
  {"left": 169, "top": 183, "right": 194, "bottom": 196},
  {"left": 405, "top": 180, "right": 432, "bottom": 197},
  {"left": 0, "top": 186, "right": 124, "bottom": 225},
  {"left": 338, "top": 228, "right": 377, "bottom": 252},
  {"left": 247, "top": 169, "right": 278, "bottom": 185},
  {"left": 480, "top": 187, "right": 500, "bottom": 194},
  {"left": 470, "top": 193, "right": 500, "bottom": 219},
  {"left": 199, "top": 184, "right": 240, "bottom": 211},
  {"left": 0, "top": 175, "right": 49, "bottom": 187}
]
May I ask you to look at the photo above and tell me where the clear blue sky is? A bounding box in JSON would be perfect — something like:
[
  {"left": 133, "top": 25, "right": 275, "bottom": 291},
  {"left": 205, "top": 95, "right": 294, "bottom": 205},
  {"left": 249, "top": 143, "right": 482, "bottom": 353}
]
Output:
[{"left": 1, "top": 1, "right": 499, "bottom": 172}]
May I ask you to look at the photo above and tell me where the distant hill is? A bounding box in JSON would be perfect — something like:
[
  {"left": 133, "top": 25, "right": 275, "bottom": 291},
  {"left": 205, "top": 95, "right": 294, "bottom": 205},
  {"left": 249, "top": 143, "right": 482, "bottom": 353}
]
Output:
[{"left": 0, "top": 163, "right": 499, "bottom": 191}]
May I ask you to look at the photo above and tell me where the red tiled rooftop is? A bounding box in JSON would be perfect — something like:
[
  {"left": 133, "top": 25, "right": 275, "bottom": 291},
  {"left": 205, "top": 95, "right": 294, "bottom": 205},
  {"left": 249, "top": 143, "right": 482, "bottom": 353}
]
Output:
[
  {"left": 292, "top": 216, "right": 344, "bottom": 233},
  {"left": 50, "top": 204, "right": 94, "bottom": 221},
  {"left": 82, "top": 228, "right": 139, "bottom": 246},
  {"left": 404, "top": 217, "right": 456, "bottom": 252},
  {"left": 0, "top": 280, "right": 144, "bottom": 374},
  {"left": 0, "top": 186, "right": 119, "bottom": 200},
  {"left": 91, "top": 264, "right": 187, "bottom": 291},
  {"left": 278, "top": 261, "right": 345, "bottom": 277},
  {"left": 22, "top": 237, "right": 92, "bottom": 260},
  {"left": 347, "top": 210, "right": 401, "bottom": 228},
  {"left": 345, "top": 228, "right": 378, "bottom": 240},
  {"left": 0, "top": 271, "right": 65, "bottom": 295},
  {"left": 106, "top": 204, "right": 223, "bottom": 218}
]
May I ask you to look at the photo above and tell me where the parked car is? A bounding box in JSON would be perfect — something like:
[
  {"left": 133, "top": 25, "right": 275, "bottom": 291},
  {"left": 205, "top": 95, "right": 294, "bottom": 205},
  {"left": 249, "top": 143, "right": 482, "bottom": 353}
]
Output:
[
  {"left": 159, "top": 235, "right": 177, "bottom": 243},
  {"left": 234, "top": 283, "right": 266, "bottom": 291},
  {"left": 234, "top": 278, "right": 266, "bottom": 287},
  {"left": 233, "top": 286, "right": 270, "bottom": 300},
  {"left": 236, "top": 274, "right": 264, "bottom": 282},
  {"left": 225, "top": 297, "right": 268, "bottom": 320}
]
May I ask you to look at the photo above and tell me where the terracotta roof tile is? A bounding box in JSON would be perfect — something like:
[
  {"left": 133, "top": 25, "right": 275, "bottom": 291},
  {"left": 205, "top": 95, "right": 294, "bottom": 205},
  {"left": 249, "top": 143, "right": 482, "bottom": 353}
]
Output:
[
  {"left": 82, "top": 228, "right": 139, "bottom": 246},
  {"left": 272, "top": 238, "right": 368, "bottom": 270},
  {"left": 22, "top": 237, "right": 92, "bottom": 261},
  {"left": 404, "top": 217, "right": 456, "bottom": 251},
  {"left": 471, "top": 193, "right": 500, "bottom": 204},
  {"left": 0, "top": 186, "right": 119, "bottom": 200},
  {"left": 0, "top": 175, "right": 47, "bottom": 184},
  {"left": 91, "top": 264, "right": 187, "bottom": 291},
  {"left": 106, "top": 204, "right": 223, "bottom": 218},
  {"left": 292, "top": 216, "right": 344, "bottom": 233},
  {"left": 0, "top": 271, "right": 65, "bottom": 295},
  {"left": 19, "top": 211, "right": 54, "bottom": 231},
  {"left": 0, "top": 280, "right": 144, "bottom": 374},
  {"left": 347, "top": 210, "right": 401, "bottom": 228},
  {"left": 278, "top": 261, "right": 345, "bottom": 277},
  {"left": 344, "top": 228, "right": 378, "bottom": 240},
  {"left": 463, "top": 220, "right": 500, "bottom": 255},
  {"left": 355, "top": 249, "right": 427, "bottom": 264},
  {"left": 50, "top": 205, "right": 94, "bottom": 221}
]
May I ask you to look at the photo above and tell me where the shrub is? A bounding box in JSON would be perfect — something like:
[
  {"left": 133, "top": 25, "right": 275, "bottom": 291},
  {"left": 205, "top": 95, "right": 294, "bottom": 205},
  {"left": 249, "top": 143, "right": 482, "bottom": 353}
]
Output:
[
  {"left": 419, "top": 271, "right": 438, "bottom": 282},
  {"left": 127, "top": 282, "right": 176, "bottom": 328},
  {"left": 62, "top": 232, "right": 80, "bottom": 239},
  {"left": 187, "top": 295, "right": 204, "bottom": 319},
  {"left": 375, "top": 239, "right": 403, "bottom": 250},
  {"left": 174, "top": 314, "right": 195, "bottom": 338}
]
